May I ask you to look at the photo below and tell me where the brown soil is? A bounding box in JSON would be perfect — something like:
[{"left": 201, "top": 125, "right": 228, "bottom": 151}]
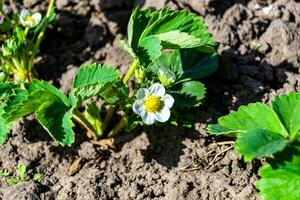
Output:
[{"left": 0, "top": 0, "right": 299, "bottom": 199}]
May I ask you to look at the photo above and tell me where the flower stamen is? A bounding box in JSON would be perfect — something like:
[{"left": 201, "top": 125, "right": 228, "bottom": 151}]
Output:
[{"left": 143, "top": 94, "right": 162, "bottom": 113}]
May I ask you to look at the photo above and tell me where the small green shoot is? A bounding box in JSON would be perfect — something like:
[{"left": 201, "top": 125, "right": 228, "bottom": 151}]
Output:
[
  {"left": 0, "top": 170, "right": 10, "bottom": 177},
  {"left": 1, "top": 164, "right": 43, "bottom": 185}
]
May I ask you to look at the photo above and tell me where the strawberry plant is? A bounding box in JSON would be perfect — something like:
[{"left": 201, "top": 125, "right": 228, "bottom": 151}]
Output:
[
  {"left": 0, "top": 0, "right": 55, "bottom": 82},
  {"left": 208, "top": 92, "right": 300, "bottom": 200},
  {"left": 0, "top": 7, "right": 217, "bottom": 147}
]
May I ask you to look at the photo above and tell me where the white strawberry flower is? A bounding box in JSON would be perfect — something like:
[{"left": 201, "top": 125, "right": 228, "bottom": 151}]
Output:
[
  {"left": 133, "top": 83, "right": 175, "bottom": 125},
  {"left": 19, "top": 9, "right": 41, "bottom": 28}
]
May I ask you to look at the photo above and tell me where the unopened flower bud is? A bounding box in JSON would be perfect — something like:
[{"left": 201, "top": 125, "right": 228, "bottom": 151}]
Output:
[{"left": 158, "top": 69, "right": 176, "bottom": 87}]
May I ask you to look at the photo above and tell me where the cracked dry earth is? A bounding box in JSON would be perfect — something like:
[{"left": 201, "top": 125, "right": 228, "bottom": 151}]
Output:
[{"left": 0, "top": 0, "right": 299, "bottom": 199}]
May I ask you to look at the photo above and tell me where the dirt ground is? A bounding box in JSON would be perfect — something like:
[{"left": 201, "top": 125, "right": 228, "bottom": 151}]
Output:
[{"left": 0, "top": 0, "right": 299, "bottom": 199}]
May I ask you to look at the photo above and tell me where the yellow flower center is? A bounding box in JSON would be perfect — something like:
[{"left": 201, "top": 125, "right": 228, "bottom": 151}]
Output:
[
  {"left": 25, "top": 16, "right": 35, "bottom": 23},
  {"left": 143, "top": 94, "right": 162, "bottom": 113}
]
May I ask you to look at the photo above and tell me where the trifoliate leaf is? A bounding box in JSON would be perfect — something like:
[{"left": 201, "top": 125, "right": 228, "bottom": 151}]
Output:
[
  {"left": 257, "top": 145, "right": 300, "bottom": 200},
  {"left": 236, "top": 129, "right": 288, "bottom": 162},
  {"left": 272, "top": 92, "right": 300, "bottom": 139},
  {"left": 3, "top": 80, "right": 70, "bottom": 122},
  {"left": 139, "top": 8, "right": 215, "bottom": 51},
  {"left": 125, "top": 7, "right": 216, "bottom": 66},
  {"left": 218, "top": 103, "right": 287, "bottom": 137},
  {"left": 36, "top": 102, "right": 74, "bottom": 146},
  {"left": 71, "top": 64, "right": 121, "bottom": 104}
]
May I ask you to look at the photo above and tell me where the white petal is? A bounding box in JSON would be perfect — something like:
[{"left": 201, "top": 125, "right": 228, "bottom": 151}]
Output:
[
  {"left": 136, "top": 88, "right": 149, "bottom": 99},
  {"left": 133, "top": 99, "right": 145, "bottom": 115},
  {"left": 32, "top": 13, "right": 42, "bottom": 24},
  {"left": 149, "top": 83, "right": 165, "bottom": 96},
  {"left": 141, "top": 112, "right": 156, "bottom": 125},
  {"left": 162, "top": 94, "right": 174, "bottom": 109},
  {"left": 154, "top": 107, "right": 171, "bottom": 123},
  {"left": 20, "top": 9, "right": 30, "bottom": 19}
]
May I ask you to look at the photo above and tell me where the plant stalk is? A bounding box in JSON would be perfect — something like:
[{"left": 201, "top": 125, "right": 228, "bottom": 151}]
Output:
[
  {"left": 102, "top": 60, "right": 139, "bottom": 131},
  {"left": 72, "top": 109, "right": 98, "bottom": 141},
  {"left": 102, "top": 106, "right": 115, "bottom": 131},
  {"left": 123, "top": 59, "right": 139, "bottom": 84},
  {"left": 28, "top": 0, "right": 55, "bottom": 71},
  {"left": 107, "top": 117, "right": 128, "bottom": 138}
]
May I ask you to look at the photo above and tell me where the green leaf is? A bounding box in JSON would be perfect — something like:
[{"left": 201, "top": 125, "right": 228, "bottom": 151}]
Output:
[
  {"left": 0, "top": 170, "right": 10, "bottom": 177},
  {"left": 3, "top": 80, "right": 70, "bottom": 122},
  {"left": 125, "top": 114, "right": 144, "bottom": 132},
  {"left": 0, "top": 82, "right": 18, "bottom": 102},
  {"left": 139, "top": 8, "right": 215, "bottom": 51},
  {"left": 257, "top": 145, "right": 300, "bottom": 200},
  {"left": 126, "top": 7, "right": 216, "bottom": 66},
  {"left": 36, "top": 102, "right": 75, "bottom": 146},
  {"left": 127, "top": 6, "right": 152, "bottom": 51},
  {"left": 99, "top": 81, "right": 129, "bottom": 105},
  {"left": 0, "top": 103, "right": 12, "bottom": 144},
  {"left": 207, "top": 124, "right": 236, "bottom": 136},
  {"left": 179, "top": 50, "right": 218, "bottom": 81},
  {"left": 118, "top": 38, "right": 136, "bottom": 58},
  {"left": 236, "top": 129, "right": 288, "bottom": 162},
  {"left": 71, "top": 64, "right": 121, "bottom": 104},
  {"left": 17, "top": 164, "right": 27, "bottom": 180},
  {"left": 0, "top": 80, "right": 74, "bottom": 146},
  {"left": 171, "top": 81, "right": 206, "bottom": 108},
  {"left": 33, "top": 173, "right": 43, "bottom": 182},
  {"left": 272, "top": 92, "right": 300, "bottom": 139},
  {"left": 156, "top": 30, "right": 209, "bottom": 49},
  {"left": 7, "top": 178, "right": 19, "bottom": 185},
  {"left": 179, "top": 81, "right": 206, "bottom": 101},
  {"left": 138, "top": 35, "right": 162, "bottom": 65},
  {"left": 2, "top": 27, "right": 26, "bottom": 56},
  {"left": 149, "top": 49, "right": 218, "bottom": 82},
  {"left": 218, "top": 103, "right": 287, "bottom": 137},
  {"left": 29, "top": 80, "right": 70, "bottom": 106}
]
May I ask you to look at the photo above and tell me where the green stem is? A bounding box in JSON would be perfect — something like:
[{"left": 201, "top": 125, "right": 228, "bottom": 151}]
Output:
[
  {"left": 102, "top": 60, "right": 139, "bottom": 129},
  {"left": 28, "top": 0, "right": 55, "bottom": 71},
  {"left": 72, "top": 109, "right": 98, "bottom": 141},
  {"left": 123, "top": 59, "right": 139, "bottom": 84},
  {"left": 107, "top": 117, "right": 128, "bottom": 138},
  {"left": 102, "top": 106, "right": 115, "bottom": 131}
]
